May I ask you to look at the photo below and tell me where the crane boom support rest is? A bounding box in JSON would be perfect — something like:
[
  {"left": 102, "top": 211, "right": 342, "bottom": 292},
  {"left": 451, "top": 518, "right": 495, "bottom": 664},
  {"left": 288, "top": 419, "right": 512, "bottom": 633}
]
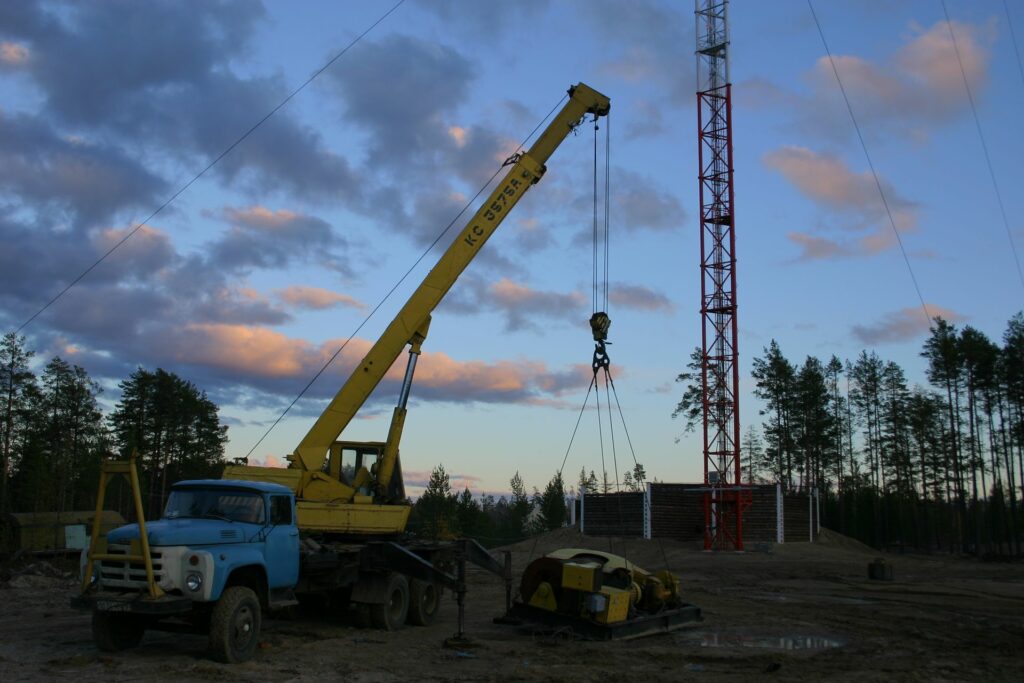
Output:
[{"left": 224, "top": 83, "right": 610, "bottom": 534}]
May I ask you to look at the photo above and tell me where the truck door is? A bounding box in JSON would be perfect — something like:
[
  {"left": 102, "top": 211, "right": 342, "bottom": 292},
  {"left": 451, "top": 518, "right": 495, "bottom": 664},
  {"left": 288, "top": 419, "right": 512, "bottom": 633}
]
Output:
[{"left": 265, "top": 495, "right": 300, "bottom": 588}]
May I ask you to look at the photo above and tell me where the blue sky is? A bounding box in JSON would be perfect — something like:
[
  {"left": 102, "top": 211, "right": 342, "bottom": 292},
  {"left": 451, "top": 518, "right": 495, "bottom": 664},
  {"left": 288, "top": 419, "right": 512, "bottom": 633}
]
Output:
[{"left": 1, "top": 0, "right": 1022, "bottom": 497}]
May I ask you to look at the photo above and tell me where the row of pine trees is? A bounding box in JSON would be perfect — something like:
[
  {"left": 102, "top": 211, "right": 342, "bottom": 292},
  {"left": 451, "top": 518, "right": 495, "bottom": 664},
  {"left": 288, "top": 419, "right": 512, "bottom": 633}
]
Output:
[
  {"left": 708, "top": 314, "right": 1024, "bottom": 555},
  {"left": 0, "top": 333, "right": 227, "bottom": 521}
]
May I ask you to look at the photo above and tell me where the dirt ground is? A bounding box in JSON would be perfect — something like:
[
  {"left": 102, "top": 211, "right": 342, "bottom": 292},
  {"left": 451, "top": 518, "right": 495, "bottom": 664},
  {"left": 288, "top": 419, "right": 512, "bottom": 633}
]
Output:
[{"left": 1, "top": 529, "right": 1022, "bottom": 682}]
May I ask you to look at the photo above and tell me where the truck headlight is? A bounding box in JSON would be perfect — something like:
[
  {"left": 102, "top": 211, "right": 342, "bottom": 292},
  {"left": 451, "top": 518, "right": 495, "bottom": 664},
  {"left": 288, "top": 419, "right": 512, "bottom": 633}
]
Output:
[{"left": 186, "top": 572, "right": 203, "bottom": 592}]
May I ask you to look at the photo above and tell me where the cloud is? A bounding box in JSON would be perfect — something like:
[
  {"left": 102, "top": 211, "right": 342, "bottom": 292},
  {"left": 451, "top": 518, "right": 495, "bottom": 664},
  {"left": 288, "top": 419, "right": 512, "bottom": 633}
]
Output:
[
  {"left": 276, "top": 286, "right": 364, "bottom": 311},
  {"left": 151, "top": 323, "right": 593, "bottom": 406},
  {"left": 851, "top": 305, "right": 966, "bottom": 344},
  {"left": 764, "top": 146, "right": 917, "bottom": 260},
  {"left": 773, "top": 19, "right": 994, "bottom": 141},
  {"left": 403, "top": 469, "right": 483, "bottom": 493},
  {"left": 613, "top": 168, "right": 687, "bottom": 232},
  {"left": 326, "top": 34, "right": 474, "bottom": 170},
  {"left": 513, "top": 218, "right": 554, "bottom": 253},
  {"left": 3, "top": 1, "right": 360, "bottom": 203},
  {"left": 608, "top": 284, "right": 673, "bottom": 312},
  {"left": 0, "top": 112, "right": 167, "bottom": 229},
  {"left": 580, "top": 0, "right": 696, "bottom": 105},
  {"left": 210, "top": 206, "right": 352, "bottom": 276},
  {"left": 624, "top": 99, "right": 667, "bottom": 140},
  {"left": 0, "top": 41, "right": 29, "bottom": 66},
  {"left": 489, "top": 279, "right": 587, "bottom": 332}
]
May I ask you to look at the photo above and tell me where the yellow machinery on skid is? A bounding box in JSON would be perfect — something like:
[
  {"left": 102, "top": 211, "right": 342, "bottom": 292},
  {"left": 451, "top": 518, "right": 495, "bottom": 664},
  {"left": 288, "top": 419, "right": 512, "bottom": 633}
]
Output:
[{"left": 509, "top": 549, "right": 701, "bottom": 639}]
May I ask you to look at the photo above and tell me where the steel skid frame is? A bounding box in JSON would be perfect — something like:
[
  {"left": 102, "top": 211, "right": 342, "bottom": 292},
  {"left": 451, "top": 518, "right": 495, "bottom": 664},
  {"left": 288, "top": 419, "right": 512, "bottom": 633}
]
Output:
[{"left": 697, "top": 0, "right": 748, "bottom": 551}]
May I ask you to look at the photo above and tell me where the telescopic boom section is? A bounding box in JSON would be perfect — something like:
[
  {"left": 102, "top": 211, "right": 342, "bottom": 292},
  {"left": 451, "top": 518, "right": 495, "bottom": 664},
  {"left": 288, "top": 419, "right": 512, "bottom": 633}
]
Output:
[{"left": 291, "top": 83, "right": 610, "bottom": 479}]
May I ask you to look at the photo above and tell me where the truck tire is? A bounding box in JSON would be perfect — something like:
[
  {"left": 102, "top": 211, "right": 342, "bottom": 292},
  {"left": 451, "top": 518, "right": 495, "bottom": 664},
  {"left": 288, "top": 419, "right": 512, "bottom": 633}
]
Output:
[
  {"left": 370, "top": 573, "right": 409, "bottom": 631},
  {"left": 208, "top": 586, "right": 261, "bottom": 663},
  {"left": 92, "top": 611, "right": 144, "bottom": 651},
  {"left": 407, "top": 579, "right": 441, "bottom": 626}
]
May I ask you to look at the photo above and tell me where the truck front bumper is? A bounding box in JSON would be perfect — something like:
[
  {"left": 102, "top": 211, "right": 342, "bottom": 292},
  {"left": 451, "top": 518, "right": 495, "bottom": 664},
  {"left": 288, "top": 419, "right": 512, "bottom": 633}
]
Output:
[{"left": 71, "top": 590, "right": 194, "bottom": 616}]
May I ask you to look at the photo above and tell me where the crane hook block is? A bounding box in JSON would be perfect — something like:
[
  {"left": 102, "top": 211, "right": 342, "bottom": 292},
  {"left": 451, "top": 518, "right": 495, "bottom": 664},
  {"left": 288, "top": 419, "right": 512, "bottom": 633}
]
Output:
[{"left": 590, "top": 312, "right": 611, "bottom": 343}]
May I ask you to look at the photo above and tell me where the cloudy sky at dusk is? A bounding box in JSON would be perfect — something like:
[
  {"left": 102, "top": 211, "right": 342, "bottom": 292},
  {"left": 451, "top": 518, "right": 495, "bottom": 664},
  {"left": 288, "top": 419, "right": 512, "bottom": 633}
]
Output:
[{"left": 2, "top": 0, "right": 1022, "bottom": 497}]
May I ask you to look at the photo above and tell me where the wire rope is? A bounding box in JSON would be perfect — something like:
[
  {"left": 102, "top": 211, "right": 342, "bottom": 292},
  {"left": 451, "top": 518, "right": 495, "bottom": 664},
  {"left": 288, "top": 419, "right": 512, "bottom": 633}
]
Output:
[
  {"left": 243, "top": 94, "right": 571, "bottom": 458},
  {"left": 941, "top": 0, "right": 1024, "bottom": 292},
  {"left": 12, "top": 0, "right": 409, "bottom": 335},
  {"left": 806, "top": 0, "right": 933, "bottom": 327}
]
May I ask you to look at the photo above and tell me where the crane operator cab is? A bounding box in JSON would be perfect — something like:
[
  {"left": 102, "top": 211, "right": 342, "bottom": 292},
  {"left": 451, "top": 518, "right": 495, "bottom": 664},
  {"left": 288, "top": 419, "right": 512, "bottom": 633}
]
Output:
[{"left": 323, "top": 441, "right": 406, "bottom": 502}]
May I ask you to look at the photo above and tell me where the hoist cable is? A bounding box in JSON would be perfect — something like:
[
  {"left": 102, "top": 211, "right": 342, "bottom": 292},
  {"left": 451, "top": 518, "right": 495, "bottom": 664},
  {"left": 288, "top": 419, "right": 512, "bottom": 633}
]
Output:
[
  {"left": 603, "top": 115, "right": 611, "bottom": 313},
  {"left": 594, "top": 376, "right": 608, "bottom": 495},
  {"left": 604, "top": 371, "right": 621, "bottom": 493},
  {"left": 12, "top": 0, "right": 408, "bottom": 335},
  {"left": 243, "top": 93, "right": 570, "bottom": 459},
  {"left": 607, "top": 371, "right": 642, "bottom": 471},
  {"left": 557, "top": 374, "right": 597, "bottom": 478},
  {"left": 592, "top": 119, "right": 600, "bottom": 314}
]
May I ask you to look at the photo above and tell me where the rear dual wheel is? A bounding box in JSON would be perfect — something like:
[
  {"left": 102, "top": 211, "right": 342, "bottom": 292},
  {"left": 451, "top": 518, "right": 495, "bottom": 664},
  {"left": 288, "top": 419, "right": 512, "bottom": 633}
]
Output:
[
  {"left": 369, "top": 573, "right": 408, "bottom": 630},
  {"left": 407, "top": 579, "right": 441, "bottom": 626}
]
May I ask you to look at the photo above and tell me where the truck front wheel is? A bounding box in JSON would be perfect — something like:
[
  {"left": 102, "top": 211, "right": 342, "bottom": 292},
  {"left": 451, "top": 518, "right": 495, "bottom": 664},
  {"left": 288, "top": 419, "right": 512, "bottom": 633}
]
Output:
[
  {"left": 370, "top": 573, "right": 409, "bottom": 631},
  {"left": 92, "top": 611, "right": 144, "bottom": 651},
  {"left": 209, "top": 586, "right": 262, "bottom": 663}
]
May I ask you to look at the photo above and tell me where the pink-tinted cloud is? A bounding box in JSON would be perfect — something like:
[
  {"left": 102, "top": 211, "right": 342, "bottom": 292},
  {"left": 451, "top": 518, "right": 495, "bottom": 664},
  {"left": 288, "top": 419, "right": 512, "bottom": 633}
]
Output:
[
  {"left": 766, "top": 146, "right": 917, "bottom": 260},
  {"left": 403, "top": 469, "right": 482, "bottom": 492},
  {"left": 276, "top": 285, "right": 364, "bottom": 311},
  {"left": 164, "top": 323, "right": 593, "bottom": 405},
  {"left": 787, "top": 232, "right": 852, "bottom": 261},
  {"left": 0, "top": 42, "right": 29, "bottom": 66},
  {"left": 608, "top": 283, "right": 673, "bottom": 312},
  {"left": 851, "top": 305, "right": 966, "bottom": 344},
  {"left": 798, "top": 19, "right": 993, "bottom": 140},
  {"left": 252, "top": 454, "right": 285, "bottom": 468},
  {"left": 489, "top": 278, "right": 587, "bottom": 331}
]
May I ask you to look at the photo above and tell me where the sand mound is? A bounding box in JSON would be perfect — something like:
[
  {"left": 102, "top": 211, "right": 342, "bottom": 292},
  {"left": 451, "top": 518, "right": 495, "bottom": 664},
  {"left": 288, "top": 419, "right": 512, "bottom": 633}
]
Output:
[{"left": 815, "top": 527, "right": 877, "bottom": 554}]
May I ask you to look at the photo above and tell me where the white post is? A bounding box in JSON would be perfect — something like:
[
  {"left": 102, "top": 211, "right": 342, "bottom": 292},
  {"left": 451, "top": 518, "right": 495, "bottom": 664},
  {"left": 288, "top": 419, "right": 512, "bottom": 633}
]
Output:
[
  {"left": 580, "top": 484, "right": 586, "bottom": 534},
  {"left": 569, "top": 492, "right": 576, "bottom": 527},
  {"left": 815, "top": 487, "right": 821, "bottom": 535},
  {"left": 643, "top": 482, "right": 653, "bottom": 540},
  {"left": 809, "top": 489, "right": 813, "bottom": 542},
  {"left": 776, "top": 482, "right": 784, "bottom": 543}
]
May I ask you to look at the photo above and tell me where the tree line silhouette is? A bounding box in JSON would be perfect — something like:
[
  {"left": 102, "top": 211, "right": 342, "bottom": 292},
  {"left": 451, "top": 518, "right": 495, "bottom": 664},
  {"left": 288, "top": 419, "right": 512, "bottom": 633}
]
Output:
[{"left": 676, "top": 314, "right": 1024, "bottom": 555}]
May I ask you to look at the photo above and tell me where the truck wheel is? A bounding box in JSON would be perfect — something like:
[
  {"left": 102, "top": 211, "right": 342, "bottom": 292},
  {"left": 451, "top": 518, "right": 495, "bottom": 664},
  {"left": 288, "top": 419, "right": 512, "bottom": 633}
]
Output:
[
  {"left": 92, "top": 611, "right": 144, "bottom": 651},
  {"left": 209, "top": 586, "right": 262, "bottom": 663},
  {"left": 407, "top": 579, "right": 441, "bottom": 626},
  {"left": 370, "top": 573, "right": 409, "bottom": 631}
]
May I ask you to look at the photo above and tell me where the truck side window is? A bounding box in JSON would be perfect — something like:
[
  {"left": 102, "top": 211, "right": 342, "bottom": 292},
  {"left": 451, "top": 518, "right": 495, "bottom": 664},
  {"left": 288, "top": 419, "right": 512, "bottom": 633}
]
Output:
[{"left": 270, "top": 496, "right": 292, "bottom": 525}]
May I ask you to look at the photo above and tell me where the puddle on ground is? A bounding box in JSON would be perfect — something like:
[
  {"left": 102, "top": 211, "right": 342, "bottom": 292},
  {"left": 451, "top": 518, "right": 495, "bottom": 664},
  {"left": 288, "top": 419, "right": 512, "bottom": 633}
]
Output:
[{"left": 686, "top": 633, "right": 843, "bottom": 651}]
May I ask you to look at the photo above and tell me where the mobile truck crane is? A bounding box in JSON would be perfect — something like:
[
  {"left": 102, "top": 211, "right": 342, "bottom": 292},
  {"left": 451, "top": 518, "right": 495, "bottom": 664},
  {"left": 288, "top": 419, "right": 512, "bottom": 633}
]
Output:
[{"left": 73, "top": 83, "right": 611, "bottom": 662}]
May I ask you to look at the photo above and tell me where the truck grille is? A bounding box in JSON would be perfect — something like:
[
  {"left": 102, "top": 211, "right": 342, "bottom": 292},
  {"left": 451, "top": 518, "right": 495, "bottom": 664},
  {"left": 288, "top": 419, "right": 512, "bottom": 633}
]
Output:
[{"left": 98, "top": 543, "right": 163, "bottom": 589}]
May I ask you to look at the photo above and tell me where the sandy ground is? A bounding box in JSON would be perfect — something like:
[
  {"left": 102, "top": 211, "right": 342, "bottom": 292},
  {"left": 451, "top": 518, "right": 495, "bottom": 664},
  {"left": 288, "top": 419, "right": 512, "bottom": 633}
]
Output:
[{"left": 1, "top": 529, "right": 1022, "bottom": 682}]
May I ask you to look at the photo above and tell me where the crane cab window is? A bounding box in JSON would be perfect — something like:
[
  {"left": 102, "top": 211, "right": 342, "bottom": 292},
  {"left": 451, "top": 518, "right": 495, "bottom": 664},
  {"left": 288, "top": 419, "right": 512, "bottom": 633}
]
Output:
[{"left": 340, "top": 448, "right": 360, "bottom": 483}]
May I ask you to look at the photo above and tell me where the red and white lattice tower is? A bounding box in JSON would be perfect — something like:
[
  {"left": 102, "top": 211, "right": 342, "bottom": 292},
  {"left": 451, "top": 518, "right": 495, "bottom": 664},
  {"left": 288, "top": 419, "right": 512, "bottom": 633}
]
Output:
[{"left": 696, "top": 0, "right": 746, "bottom": 550}]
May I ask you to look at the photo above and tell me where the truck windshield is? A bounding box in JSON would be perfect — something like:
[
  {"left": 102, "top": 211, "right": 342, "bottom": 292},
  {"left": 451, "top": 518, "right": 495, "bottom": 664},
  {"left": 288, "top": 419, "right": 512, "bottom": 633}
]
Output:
[{"left": 164, "top": 489, "right": 266, "bottom": 524}]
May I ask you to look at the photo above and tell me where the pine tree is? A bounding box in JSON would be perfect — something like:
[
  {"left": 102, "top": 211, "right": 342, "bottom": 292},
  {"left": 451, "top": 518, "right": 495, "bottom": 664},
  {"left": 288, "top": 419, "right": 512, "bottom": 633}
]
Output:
[
  {"left": 535, "top": 471, "right": 567, "bottom": 531},
  {"left": 751, "top": 340, "right": 796, "bottom": 487},
  {"left": 108, "top": 368, "right": 227, "bottom": 516},
  {"left": 0, "top": 333, "right": 38, "bottom": 513}
]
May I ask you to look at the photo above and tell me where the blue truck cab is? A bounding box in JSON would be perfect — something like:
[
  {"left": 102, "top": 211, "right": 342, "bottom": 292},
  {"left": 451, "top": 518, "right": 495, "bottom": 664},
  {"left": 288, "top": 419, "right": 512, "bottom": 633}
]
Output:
[{"left": 75, "top": 479, "right": 300, "bottom": 662}]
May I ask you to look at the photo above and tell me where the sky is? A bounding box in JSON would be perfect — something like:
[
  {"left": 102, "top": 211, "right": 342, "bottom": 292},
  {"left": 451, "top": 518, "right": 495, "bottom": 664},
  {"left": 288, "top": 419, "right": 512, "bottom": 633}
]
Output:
[{"left": 1, "top": 0, "right": 1022, "bottom": 498}]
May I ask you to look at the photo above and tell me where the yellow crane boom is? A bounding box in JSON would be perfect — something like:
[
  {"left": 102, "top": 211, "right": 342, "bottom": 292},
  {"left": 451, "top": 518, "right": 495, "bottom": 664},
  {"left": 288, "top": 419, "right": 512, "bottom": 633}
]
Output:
[{"left": 224, "top": 83, "right": 610, "bottom": 534}]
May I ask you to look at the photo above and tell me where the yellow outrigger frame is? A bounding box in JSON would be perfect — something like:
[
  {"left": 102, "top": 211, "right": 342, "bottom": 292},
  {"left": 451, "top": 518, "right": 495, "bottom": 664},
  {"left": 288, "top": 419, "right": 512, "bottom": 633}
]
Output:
[{"left": 81, "top": 451, "right": 163, "bottom": 599}]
